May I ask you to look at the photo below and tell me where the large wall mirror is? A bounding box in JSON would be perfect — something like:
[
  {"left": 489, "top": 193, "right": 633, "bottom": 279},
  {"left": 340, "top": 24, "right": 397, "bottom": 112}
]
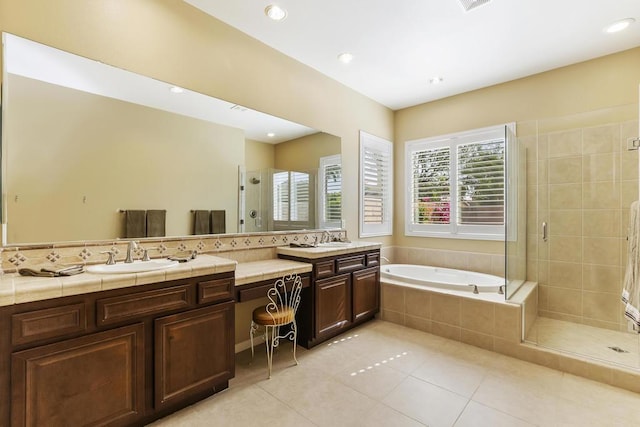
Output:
[{"left": 1, "top": 34, "right": 342, "bottom": 245}]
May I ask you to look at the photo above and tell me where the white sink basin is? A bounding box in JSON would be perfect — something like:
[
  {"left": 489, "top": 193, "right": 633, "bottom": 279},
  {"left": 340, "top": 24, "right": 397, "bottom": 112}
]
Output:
[
  {"left": 317, "top": 241, "right": 353, "bottom": 248},
  {"left": 87, "top": 259, "right": 179, "bottom": 274}
]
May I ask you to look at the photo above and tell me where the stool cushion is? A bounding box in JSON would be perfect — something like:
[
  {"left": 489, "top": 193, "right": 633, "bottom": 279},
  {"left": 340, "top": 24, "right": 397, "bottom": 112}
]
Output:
[{"left": 252, "top": 305, "right": 295, "bottom": 326}]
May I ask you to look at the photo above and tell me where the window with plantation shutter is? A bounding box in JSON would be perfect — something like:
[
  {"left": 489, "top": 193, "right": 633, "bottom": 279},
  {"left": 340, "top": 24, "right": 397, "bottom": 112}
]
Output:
[
  {"left": 405, "top": 123, "right": 513, "bottom": 240},
  {"left": 273, "top": 170, "right": 312, "bottom": 229},
  {"left": 359, "top": 131, "right": 393, "bottom": 237},
  {"left": 273, "top": 171, "right": 289, "bottom": 221},
  {"left": 319, "top": 154, "right": 342, "bottom": 229}
]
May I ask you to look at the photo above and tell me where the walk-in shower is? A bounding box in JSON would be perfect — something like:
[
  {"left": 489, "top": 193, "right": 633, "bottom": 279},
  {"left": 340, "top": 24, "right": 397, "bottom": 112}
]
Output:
[{"left": 522, "top": 103, "right": 640, "bottom": 369}]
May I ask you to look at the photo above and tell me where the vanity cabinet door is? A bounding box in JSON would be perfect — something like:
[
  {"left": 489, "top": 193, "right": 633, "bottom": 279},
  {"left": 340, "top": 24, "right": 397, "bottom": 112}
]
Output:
[
  {"left": 11, "top": 323, "right": 145, "bottom": 427},
  {"left": 315, "top": 273, "right": 352, "bottom": 339},
  {"left": 352, "top": 267, "right": 380, "bottom": 323},
  {"left": 154, "top": 301, "right": 234, "bottom": 409}
]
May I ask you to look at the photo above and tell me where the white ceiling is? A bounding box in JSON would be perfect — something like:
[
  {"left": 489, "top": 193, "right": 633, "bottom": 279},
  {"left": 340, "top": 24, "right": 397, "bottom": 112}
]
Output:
[{"left": 185, "top": 0, "right": 640, "bottom": 110}]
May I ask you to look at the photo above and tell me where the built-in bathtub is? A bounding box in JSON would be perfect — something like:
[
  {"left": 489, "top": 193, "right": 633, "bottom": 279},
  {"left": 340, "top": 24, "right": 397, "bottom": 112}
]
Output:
[
  {"left": 381, "top": 264, "right": 505, "bottom": 301},
  {"left": 379, "top": 263, "right": 522, "bottom": 351}
]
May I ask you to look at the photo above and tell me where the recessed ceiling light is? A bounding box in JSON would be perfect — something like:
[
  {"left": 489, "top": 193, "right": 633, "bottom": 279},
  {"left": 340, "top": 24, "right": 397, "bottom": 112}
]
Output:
[
  {"left": 429, "top": 77, "right": 443, "bottom": 85},
  {"left": 337, "top": 52, "right": 354, "bottom": 64},
  {"left": 169, "top": 86, "right": 184, "bottom": 93},
  {"left": 604, "top": 18, "right": 635, "bottom": 33},
  {"left": 267, "top": 132, "right": 276, "bottom": 138},
  {"left": 265, "top": 5, "right": 287, "bottom": 21}
]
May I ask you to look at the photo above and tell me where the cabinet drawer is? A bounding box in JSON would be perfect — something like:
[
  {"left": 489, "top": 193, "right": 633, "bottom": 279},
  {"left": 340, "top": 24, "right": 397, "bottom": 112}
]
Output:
[
  {"left": 237, "top": 275, "right": 310, "bottom": 302},
  {"left": 315, "top": 260, "right": 336, "bottom": 279},
  {"left": 366, "top": 252, "right": 380, "bottom": 267},
  {"left": 198, "top": 277, "right": 234, "bottom": 304},
  {"left": 336, "top": 255, "right": 366, "bottom": 273},
  {"left": 12, "top": 303, "right": 87, "bottom": 346},
  {"left": 97, "top": 285, "right": 193, "bottom": 326}
]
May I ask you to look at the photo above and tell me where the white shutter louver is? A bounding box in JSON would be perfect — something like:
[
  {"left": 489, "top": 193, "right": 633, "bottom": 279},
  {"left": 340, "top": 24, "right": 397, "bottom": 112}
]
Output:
[{"left": 359, "top": 131, "right": 393, "bottom": 237}]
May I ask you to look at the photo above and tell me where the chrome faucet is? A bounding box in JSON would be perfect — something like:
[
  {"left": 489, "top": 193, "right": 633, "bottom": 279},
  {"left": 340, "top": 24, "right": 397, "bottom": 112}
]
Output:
[
  {"left": 125, "top": 241, "right": 138, "bottom": 263},
  {"left": 321, "top": 230, "right": 332, "bottom": 244}
]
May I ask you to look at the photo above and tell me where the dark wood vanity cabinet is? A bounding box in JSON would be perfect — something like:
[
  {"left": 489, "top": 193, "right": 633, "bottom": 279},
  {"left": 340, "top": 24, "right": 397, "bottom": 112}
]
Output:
[
  {"left": 0, "top": 272, "right": 235, "bottom": 427},
  {"left": 280, "top": 249, "right": 380, "bottom": 348},
  {"left": 315, "top": 273, "right": 352, "bottom": 340}
]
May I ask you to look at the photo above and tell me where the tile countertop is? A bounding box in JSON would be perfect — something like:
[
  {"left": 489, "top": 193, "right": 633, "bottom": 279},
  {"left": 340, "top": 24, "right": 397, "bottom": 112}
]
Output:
[
  {"left": 234, "top": 259, "right": 312, "bottom": 286},
  {"left": 276, "top": 241, "right": 382, "bottom": 259},
  {"left": 0, "top": 254, "right": 238, "bottom": 307}
]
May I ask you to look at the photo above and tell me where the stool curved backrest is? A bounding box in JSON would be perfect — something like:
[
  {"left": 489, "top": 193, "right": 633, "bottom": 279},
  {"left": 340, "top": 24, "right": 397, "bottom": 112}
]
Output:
[{"left": 250, "top": 273, "right": 303, "bottom": 378}]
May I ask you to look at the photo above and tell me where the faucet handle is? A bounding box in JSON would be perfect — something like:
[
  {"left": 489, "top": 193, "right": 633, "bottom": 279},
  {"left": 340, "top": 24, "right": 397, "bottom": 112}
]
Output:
[
  {"left": 100, "top": 250, "right": 117, "bottom": 265},
  {"left": 141, "top": 247, "right": 158, "bottom": 262}
]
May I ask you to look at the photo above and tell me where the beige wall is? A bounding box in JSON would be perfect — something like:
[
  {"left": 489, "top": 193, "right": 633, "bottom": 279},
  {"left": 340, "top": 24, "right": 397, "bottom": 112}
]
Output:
[
  {"left": 6, "top": 75, "right": 242, "bottom": 243},
  {"left": 245, "top": 139, "right": 275, "bottom": 171},
  {"left": 394, "top": 47, "right": 640, "bottom": 254},
  {"left": 274, "top": 132, "right": 341, "bottom": 171},
  {"left": 0, "top": 0, "right": 394, "bottom": 246}
]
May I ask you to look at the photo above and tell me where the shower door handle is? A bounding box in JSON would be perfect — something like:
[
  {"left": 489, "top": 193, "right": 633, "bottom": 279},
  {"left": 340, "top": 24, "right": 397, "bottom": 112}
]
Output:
[{"left": 542, "top": 222, "right": 548, "bottom": 242}]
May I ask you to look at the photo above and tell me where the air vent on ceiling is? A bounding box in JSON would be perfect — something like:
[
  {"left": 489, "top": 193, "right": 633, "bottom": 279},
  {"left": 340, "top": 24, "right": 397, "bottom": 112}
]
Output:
[{"left": 459, "top": 0, "right": 491, "bottom": 12}]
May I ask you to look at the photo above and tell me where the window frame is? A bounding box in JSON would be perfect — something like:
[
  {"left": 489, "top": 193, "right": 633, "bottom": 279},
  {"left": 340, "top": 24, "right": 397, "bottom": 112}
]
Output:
[
  {"left": 359, "top": 131, "right": 393, "bottom": 238},
  {"left": 405, "top": 123, "right": 514, "bottom": 240}
]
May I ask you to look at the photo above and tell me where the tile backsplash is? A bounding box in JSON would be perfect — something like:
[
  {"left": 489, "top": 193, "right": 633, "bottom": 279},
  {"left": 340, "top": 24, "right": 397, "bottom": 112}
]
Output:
[{"left": 1, "top": 230, "right": 347, "bottom": 273}]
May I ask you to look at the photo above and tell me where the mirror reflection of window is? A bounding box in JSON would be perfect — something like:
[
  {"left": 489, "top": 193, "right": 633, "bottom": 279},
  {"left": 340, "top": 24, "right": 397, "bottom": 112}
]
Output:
[
  {"left": 272, "top": 170, "right": 313, "bottom": 230},
  {"left": 319, "top": 154, "right": 342, "bottom": 229}
]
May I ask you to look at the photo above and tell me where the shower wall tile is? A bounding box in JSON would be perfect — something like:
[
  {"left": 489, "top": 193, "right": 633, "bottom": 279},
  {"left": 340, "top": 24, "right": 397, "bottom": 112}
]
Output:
[
  {"left": 547, "top": 287, "right": 582, "bottom": 316},
  {"left": 620, "top": 150, "right": 639, "bottom": 180},
  {"left": 583, "top": 291, "right": 620, "bottom": 323},
  {"left": 549, "top": 236, "right": 582, "bottom": 263},
  {"left": 537, "top": 134, "right": 549, "bottom": 160},
  {"left": 548, "top": 261, "right": 582, "bottom": 289},
  {"left": 537, "top": 235, "right": 549, "bottom": 260},
  {"left": 619, "top": 119, "right": 640, "bottom": 149},
  {"left": 583, "top": 237, "right": 620, "bottom": 266},
  {"left": 549, "top": 183, "right": 582, "bottom": 210},
  {"left": 583, "top": 210, "right": 620, "bottom": 237},
  {"left": 582, "top": 153, "right": 619, "bottom": 182},
  {"left": 526, "top": 161, "right": 538, "bottom": 186},
  {"left": 620, "top": 180, "right": 638, "bottom": 207},
  {"left": 548, "top": 129, "right": 582, "bottom": 158},
  {"left": 538, "top": 160, "right": 549, "bottom": 184},
  {"left": 519, "top": 135, "right": 538, "bottom": 160},
  {"left": 538, "top": 260, "right": 549, "bottom": 284},
  {"left": 582, "top": 181, "right": 620, "bottom": 209},
  {"left": 549, "top": 157, "right": 582, "bottom": 184},
  {"left": 538, "top": 309, "right": 582, "bottom": 324},
  {"left": 549, "top": 210, "right": 582, "bottom": 236},
  {"left": 582, "top": 124, "right": 619, "bottom": 154},
  {"left": 537, "top": 284, "right": 549, "bottom": 311},
  {"left": 582, "top": 264, "right": 620, "bottom": 293},
  {"left": 582, "top": 317, "right": 621, "bottom": 332}
]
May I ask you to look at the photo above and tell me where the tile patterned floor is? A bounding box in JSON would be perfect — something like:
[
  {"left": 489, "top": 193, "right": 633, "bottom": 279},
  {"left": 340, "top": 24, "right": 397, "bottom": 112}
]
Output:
[
  {"left": 149, "top": 320, "right": 640, "bottom": 427},
  {"left": 527, "top": 316, "right": 640, "bottom": 369}
]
